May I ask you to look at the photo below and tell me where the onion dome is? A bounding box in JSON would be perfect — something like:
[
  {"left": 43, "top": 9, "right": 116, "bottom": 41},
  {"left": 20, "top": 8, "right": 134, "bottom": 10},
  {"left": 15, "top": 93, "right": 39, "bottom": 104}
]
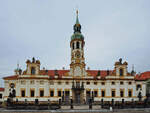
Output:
[
  {"left": 71, "top": 10, "right": 84, "bottom": 41},
  {"left": 71, "top": 32, "right": 84, "bottom": 40}
]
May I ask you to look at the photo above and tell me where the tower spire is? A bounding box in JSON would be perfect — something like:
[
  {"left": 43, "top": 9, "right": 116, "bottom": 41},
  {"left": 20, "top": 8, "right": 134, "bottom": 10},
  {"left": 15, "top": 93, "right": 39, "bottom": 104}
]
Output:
[
  {"left": 73, "top": 10, "right": 81, "bottom": 33},
  {"left": 131, "top": 64, "right": 135, "bottom": 76},
  {"left": 76, "top": 10, "right": 80, "bottom": 25},
  {"left": 132, "top": 64, "right": 134, "bottom": 71}
]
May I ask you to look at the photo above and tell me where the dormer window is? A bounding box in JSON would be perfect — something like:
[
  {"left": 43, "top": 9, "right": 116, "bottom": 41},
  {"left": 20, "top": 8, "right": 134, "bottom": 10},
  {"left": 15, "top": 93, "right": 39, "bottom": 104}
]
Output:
[
  {"left": 119, "top": 69, "right": 123, "bottom": 76},
  {"left": 76, "top": 41, "right": 80, "bottom": 49},
  {"left": 31, "top": 67, "right": 36, "bottom": 75}
]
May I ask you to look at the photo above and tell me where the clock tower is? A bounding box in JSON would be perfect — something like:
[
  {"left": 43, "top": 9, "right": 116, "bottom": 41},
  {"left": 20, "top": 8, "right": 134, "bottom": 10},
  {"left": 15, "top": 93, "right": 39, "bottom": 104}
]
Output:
[{"left": 70, "top": 10, "right": 86, "bottom": 77}]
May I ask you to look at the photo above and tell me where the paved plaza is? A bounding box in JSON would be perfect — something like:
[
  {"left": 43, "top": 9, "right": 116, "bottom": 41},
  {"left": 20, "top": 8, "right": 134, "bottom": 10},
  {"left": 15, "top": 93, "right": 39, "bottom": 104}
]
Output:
[{"left": 0, "top": 107, "right": 150, "bottom": 113}]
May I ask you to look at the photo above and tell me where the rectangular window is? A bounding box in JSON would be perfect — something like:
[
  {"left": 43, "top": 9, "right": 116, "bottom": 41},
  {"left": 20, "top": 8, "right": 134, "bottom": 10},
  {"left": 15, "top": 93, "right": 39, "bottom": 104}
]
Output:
[
  {"left": 128, "top": 90, "right": 132, "bottom": 97},
  {"left": 58, "top": 91, "right": 61, "bottom": 97},
  {"left": 112, "top": 82, "right": 115, "bottom": 85},
  {"left": 0, "top": 94, "right": 2, "bottom": 99},
  {"left": 86, "top": 91, "right": 91, "bottom": 97},
  {"left": 40, "top": 80, "right": 44, "bottom": 85},
  {"left": 112, "top": 90, "right": 115, "bottom": 97},
  {"left": 101, "top": 90, "right": 105, "bottom": 97},
  {"left": 101, "top": 82, "right": 105, "bottom": 85},
  {"left": 21, "top": 80, "right": 25, "bottom": 85},
  {"left": 128, "top": 82, "right": 132, "bottom": 85},
  {"left": 31, "top": 90, "right": 35, "bottom": 97},
  {"left": 120, "top": 90, "right": 124, "bottom": 97},
  {"left": 94, "top": 91, "right": 98, "bottom": 97},
  {"left": 40, "top": 90, "right": 44, "bottom": 97},
  {"left": 66, "top": 81, "right": 69, "bottom": 85},
  {"left": 120, "top": 81, "right": 124, "bottom": 85},
  {"left": 65, "top": 91, "right": 70, "bottom": 96},
  {"left": 30, "top": 80, "right": 34, "bottom": 85},
  {"left": 50, "top": 90, "right": 54, "bottom": 97},
  {"left": 21, "top": 90, "right": 25, "bottom": 97},
  {"left": 49, "top": 81, "right": 54, "bottom": 85},
  {"left": 87, "top": 82, "right": 90, "bottom": 85},
  {"left": 58, "top": 81, "right": 61, "bottom": 85},
  {"left": 94, "top": 82, "right": 97, "bottom": 85}
]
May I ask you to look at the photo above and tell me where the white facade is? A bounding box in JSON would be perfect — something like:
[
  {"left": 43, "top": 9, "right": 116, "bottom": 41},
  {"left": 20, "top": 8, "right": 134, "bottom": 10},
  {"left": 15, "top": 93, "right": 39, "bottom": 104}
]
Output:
[{"left": 2, "top": 11, "right": 147, "bottom": 104}]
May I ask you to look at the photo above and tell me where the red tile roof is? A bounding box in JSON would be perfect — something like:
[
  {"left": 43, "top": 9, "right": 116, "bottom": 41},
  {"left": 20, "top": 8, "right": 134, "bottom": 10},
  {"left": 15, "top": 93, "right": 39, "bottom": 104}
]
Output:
[
  {"left": 40, "top": 70, "right": 69, "bottom": 78},
  {"left": 86, "top": 70, "right": 113, "bottom": 78},
  {"left": 2, "top": 70, "right": 116, "bottom": 79},
  {"left": 3, "top": 75, "right": 18, "bottom": 80},
  {"left": 0, "top": 88, "right": 4, "bottom": 92},
  {"left": 135, "top": 71, "right": 150, "bottom": 80}
]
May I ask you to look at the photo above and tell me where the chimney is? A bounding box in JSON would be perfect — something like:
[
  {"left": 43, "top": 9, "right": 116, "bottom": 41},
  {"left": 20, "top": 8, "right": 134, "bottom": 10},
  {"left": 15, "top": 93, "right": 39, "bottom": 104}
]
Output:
[
  {"left": 97, "top": 70, "right": 101, "bottom": 76},
  {"left": 107, "top": 70, "right": 109, "bottom": 75}
]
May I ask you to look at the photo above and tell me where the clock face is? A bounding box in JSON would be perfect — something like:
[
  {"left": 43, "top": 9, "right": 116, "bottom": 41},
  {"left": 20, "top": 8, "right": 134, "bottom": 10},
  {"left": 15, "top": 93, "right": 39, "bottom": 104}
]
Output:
[{"left": 75, "top": 51, "right": 80, "bottom": 58}]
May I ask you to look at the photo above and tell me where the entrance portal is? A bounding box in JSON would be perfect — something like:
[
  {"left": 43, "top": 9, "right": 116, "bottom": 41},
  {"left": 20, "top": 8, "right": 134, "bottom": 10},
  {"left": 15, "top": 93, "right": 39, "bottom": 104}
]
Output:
[{"left": 75, "top": 90, "right": 81, "bottom": 103}]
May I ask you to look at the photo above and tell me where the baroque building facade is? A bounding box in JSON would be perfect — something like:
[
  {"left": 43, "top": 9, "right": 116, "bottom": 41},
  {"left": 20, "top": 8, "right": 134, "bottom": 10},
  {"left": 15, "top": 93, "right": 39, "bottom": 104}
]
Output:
[{"left": 3, "top": 11, "right": 147, "bottom": 104}]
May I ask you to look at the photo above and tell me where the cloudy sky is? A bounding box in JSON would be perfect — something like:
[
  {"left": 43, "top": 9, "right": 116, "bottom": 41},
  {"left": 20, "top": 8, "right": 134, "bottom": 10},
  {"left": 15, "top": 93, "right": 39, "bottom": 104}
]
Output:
[{"left": 0, "top": 0, "right": 150, "bottom": 86}]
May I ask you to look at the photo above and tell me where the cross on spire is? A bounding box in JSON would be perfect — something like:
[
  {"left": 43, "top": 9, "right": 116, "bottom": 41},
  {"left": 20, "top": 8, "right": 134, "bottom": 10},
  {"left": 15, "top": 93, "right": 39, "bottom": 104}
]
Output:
[
  {"left": 76, "top": 10, "right": 80, "bottom": 25},
  {"left": 73, "top": 10, "right": 81, "bottom": 33}
]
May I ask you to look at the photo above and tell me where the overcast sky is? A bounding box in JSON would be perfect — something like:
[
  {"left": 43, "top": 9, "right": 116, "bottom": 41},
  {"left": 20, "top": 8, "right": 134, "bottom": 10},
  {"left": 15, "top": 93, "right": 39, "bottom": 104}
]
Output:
[{"left": 0, "top": 0, "right": 150, "bottom": 86}]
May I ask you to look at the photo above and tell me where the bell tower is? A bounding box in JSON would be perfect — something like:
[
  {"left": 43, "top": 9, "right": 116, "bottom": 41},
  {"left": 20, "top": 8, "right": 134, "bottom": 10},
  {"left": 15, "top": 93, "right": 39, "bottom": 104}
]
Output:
[{"left": 70, "top": 10, "right": 86, "bottom": 77}]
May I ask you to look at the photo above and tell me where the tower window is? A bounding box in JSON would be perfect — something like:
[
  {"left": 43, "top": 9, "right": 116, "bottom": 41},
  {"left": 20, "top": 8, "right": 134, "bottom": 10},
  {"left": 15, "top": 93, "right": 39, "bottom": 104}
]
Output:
[
  {"left": 31, "top": 67, "right": 36, "bottom": 75},
  {"left": 119, "top": 69, "right": 123, "bottom": 76},
  {"left": 76, "top": 41, "right": 80, "bottom": 49},
  {"left": 72, "top": 42, "right": 75, "bottom": 50}
]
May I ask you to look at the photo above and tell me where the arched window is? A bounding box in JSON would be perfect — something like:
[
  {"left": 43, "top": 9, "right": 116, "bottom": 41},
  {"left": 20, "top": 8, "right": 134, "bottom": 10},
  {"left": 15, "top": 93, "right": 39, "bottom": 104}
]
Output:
[
  {"left": 31, "top": 67, "right": 36, "bottom": 75},
  {"left": 72, "top": 42, "right": 74, "bottom": 50},
  {"left": 120, "top": 69, "right": 123, "bottom": 76},
  {"left": 76, "top": 41, "right": 80, "bottom": 49}
]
